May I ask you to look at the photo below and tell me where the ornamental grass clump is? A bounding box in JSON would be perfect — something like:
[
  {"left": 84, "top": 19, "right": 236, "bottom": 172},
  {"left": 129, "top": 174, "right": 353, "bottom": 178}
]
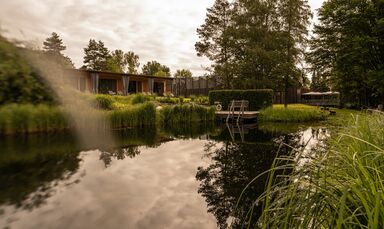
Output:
[
  {"left": 0, "top": 104, "right": 68, "bottom": 134},
  {"left": 108, "top": 102, "right": 156, "bottom": 129},
  {"left": 158, "top": 103, "right": 215, "bottom": 126},
  {"left": 252, "top": 114, "right": 384, "bottom": 228}
]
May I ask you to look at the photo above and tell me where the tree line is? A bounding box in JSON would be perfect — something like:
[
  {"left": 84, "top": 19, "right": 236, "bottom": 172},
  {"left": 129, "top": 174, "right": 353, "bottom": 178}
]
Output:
[
  {"left": 43, "top": 33, "right": 193, "bottom": 78},
  {"left": 196, "top": 0, "right": 384, "bottom": 107}
]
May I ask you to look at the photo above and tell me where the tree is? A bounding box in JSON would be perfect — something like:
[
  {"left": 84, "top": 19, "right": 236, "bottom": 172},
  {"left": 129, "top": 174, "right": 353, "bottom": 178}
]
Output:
[
  {"left": 43, "top": 32, "right": 74, "bottom": 68},
  {"left": 83, "top": 39, "right": 111, "bottom": 71},
  {"left": 43, "top": 32, "right": 66, "bottom": 54},
  {"left": 124, "top": 51, "right": 140, "bottom": 74},
  {"left": 174, "top": 69, "right": 192, "bottom": 78},
  {"left": 278, "top": 0, "right": 312, "bottom": 108},
  {"left": 308, "top": 0, "right": 384, "bottom": 107},
  {"left": 142, "top": 61, "right": 171, "bottom": 76},
  {"left": 195, "top": 0, "right": 235, "bottom": 88},
  {"left": 107, "top": 49, "right": 125, "bottom": 73}
]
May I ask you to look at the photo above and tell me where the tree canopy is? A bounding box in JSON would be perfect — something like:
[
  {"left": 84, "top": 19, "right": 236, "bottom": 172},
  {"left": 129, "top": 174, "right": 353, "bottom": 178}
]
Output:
[
  {"left": 174, "top": 69, "right": 193, "bottom": 78},
  {"left": 43, "top": 32, "right": 74, "bottom": 68},
  {"left": 308, "top": 0, "right": 384, "bottom": 106},
  {"left": 142, "top": 61, "right": 171, "bottom": 76}
]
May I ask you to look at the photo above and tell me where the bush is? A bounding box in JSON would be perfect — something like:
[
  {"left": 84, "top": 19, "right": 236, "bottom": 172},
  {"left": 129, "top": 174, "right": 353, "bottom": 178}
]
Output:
[
  {"left": 131, "top": 93, "right": 152, "bottom": 105},
  {"left": 95, "top": 94, "right": 114, "bottom": 110},
  {"left": 209, "top": 89, "right": 273, "bottom": 111}
]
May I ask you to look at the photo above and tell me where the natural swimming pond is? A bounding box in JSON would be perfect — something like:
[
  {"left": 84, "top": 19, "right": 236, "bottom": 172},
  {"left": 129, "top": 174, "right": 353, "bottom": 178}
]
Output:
[{"left": 0, "top": 123, "right": 327, "bottom": 229}]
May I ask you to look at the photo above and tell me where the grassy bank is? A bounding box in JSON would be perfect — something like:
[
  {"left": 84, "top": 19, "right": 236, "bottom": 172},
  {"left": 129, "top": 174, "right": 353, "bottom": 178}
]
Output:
[
  {"left": 255, "top": 113, "right": 384, "bottom": 228},
  {"left": 0, "top": 104, "right": 68, "bottom": 134},
  {"left": 259, "top": 104, "right": 328, "bottom": 122},
  {"left": 0, "top": 99, "right": 215, "bottom": 134}
]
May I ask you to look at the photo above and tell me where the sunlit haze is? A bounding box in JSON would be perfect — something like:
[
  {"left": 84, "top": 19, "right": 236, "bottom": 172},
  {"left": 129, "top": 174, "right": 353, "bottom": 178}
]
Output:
[{"left": 0, "top": 0, "right": 324, "bottom": 76}]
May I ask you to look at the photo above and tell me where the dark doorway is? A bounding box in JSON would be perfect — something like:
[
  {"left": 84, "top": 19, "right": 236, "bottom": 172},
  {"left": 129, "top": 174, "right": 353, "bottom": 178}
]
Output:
[
  {"left": 128, "top": 81, "right": 137, "bottom": 94},
  {"left": 154, "top": 82, "right": 164, "bottom": 95},
  {"left": 99, "top": 79, "right": 117, "bottom": 94}
]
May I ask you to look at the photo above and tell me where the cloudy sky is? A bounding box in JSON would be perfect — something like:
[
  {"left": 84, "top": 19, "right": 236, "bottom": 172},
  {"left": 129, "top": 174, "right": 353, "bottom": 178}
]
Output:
[{"left": 0, "top": 0, "right": 324, "bottom": 76}]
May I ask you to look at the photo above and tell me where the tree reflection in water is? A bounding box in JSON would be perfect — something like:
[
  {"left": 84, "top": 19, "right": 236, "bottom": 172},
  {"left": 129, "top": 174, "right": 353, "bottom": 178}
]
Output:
[{"left": 196, "top": 127, "right": 301, "bottom": 228}]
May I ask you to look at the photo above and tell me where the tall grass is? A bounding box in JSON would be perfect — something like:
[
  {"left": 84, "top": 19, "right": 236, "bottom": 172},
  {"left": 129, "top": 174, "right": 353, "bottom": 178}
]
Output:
[
  {"left": 253, "top": 114, "right": 384, "bottom": 228},
  {"left": 0, "top": 104, "right": 68, "bottom": 134},
  {"left": 158, "top": 103, "right": 215, "bottom": 126},
  {"left": 108, "top": 102, "right": 156, "bottom": 129},
  {"left": 260, "top": 105, "right": 327, "bottom": 122}
]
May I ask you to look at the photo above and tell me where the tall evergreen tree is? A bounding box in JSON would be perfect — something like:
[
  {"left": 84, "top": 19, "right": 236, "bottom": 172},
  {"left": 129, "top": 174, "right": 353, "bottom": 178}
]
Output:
[
  {"left": 43, "top": 32, "right": 74, "bottom": 68},
  {"left": 83, "top": 39, "right": 111, "bottom": 71},
  {"left": 195, "top": 0, "right": 235, "bottom": 88},
  {"left": 278, "top": 0, "right": 311, "bottom": 107}
]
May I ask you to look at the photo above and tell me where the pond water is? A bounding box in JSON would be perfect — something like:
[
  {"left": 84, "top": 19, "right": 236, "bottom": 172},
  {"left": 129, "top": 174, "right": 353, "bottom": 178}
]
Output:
[{"left": 0, "top": 123, "right": 327, "bottom": 229}]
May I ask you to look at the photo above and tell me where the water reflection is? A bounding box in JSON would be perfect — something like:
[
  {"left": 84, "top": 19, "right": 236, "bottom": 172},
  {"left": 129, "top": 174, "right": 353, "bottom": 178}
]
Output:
[{"left": 0, "top": 123, "right": 327, "bottom": 229}]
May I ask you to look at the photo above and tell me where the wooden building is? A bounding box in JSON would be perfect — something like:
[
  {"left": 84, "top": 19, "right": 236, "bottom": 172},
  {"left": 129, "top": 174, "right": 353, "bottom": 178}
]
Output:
[{"left": 69, "top": 69, "right": 173, "bottom": 95}]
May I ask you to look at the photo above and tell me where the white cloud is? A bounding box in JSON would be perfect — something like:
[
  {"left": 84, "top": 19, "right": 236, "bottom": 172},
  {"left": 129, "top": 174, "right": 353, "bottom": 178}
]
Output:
[{"left": 0, "top": 0, "right": 323, "bottom": 76}]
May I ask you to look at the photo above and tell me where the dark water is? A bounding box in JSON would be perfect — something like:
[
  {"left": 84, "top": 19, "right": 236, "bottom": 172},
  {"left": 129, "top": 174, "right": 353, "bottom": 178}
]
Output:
[{"left": 0, "top": 123, "right": 327, "bottom": 229}]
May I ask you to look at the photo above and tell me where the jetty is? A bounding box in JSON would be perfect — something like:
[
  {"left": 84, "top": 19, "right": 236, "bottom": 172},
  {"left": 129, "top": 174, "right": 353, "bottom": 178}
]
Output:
[{"left": 215, "top": 100, "right": 259, "bottom": 123}]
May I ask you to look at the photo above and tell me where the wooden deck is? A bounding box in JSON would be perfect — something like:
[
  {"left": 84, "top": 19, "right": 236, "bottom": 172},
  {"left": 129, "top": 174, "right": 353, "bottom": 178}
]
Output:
[{"left": 215, "top": 111, "right": 260, "bottom": 120}]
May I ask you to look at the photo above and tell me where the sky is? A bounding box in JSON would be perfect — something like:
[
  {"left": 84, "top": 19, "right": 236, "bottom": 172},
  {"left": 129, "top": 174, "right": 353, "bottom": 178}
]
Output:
[{"left": 0, "top": 0, "right": 324, "bottom": 76}]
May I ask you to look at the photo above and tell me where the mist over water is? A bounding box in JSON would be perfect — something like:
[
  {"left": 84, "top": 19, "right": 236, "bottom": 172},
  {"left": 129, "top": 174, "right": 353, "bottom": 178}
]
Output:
[{"left": 26, "top": 53, "right": 116, "bottom": 149}]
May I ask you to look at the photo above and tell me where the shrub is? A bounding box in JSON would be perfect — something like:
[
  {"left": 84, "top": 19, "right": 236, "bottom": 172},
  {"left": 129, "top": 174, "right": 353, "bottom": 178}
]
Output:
[
  {"left": 95, "top": 94, "right": 114, "bottom": 110},
  {"left": 131, "top": 93, "right": 152, "bottom": 105},
  {"left": 208, "top": 89, "right": 273, "bottom": 111}
]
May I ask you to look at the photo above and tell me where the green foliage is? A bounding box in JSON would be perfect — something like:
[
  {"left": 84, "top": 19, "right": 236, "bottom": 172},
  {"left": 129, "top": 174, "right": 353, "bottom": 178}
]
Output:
[
  {"left": 0, "top": 104, "right": 68, "bottom": 134},
  {"left": 174, "top": 69, "right": 193, "bottom": 78},
  {"left": 196, "top": 0, "right": 311, "bottom": 91},
  {"left": 42, "top": 32, "right": 74, "bottom": 68},
  {"left": 158, "top": 104, "right": 215, "bottom": 126},
  {"left": 257, "top": 114, "right": 384, "bottom": 228},
  {"left": 141, "top": 60, "right": 171, "bottom": 76},
  {"left": 94, "top": 94, "right": 114, "bottom": 110},
  {"left": 259, "top": 105, "right": 327, "bottom": 122},
  {"left": 83, "top": 39, "right": 111, "bottom": 71},
  {"left": 131, "top": 93, "right": 152, "bottom": 105},
  {"left": 308, "top": 0, "right": 384, "bottom": 106},
  {"left": 0, "top": 36, "right": 55, "bottom": 105},
  {"left": 108, "top": 102, "right": 156, "bottom": 128},
  {"left": 208, "top": 89, "right": 273, "bottom": 111}
]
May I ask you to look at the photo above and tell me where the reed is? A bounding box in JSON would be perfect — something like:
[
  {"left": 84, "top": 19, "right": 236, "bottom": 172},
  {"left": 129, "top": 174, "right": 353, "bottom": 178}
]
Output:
[
  {"left": 108, "top": 102, "right": 156, "bottom": 129},
  {"left": 0, "top": 104, "right": 68, "bottom": 135},
  {"left": 158, "top": 103, "right": 215, "bottom": 126},
  {"left": 251, "top": 114, "right": 384, "bottom": 228}
]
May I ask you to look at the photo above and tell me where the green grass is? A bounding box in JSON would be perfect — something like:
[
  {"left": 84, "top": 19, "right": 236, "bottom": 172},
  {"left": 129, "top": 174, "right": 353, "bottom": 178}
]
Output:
[
  {"left": 0, "top": 104, "right": 68, "bottom": 134},
  {"left": 158, "top": 103, "right": 216, "bottom": 126},
  {"left": 259, "top": 104, "right": 328, "bottom": 122},
  {"left": 252, "top": 113, "right": 384, "bottom": 228},
  {"left": 108, "top": 102, "right": 156, "bottom": 129}
]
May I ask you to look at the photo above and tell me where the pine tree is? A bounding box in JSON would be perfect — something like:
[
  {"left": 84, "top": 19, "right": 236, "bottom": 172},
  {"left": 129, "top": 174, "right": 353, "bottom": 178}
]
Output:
[
  {"left": 195, "top": 0, "right": 234, "bottom": 88},
  {"left": 142, "top": 61, "right": 170, "bottom": 76},
  {"left": 278, "top": 0, "right": 312, "bottom": 108},
  {"left": 83, "top": 39, "right": 111, "bottom": 71},
  {"left": 43, "top": 32, "right": 66, "bottom": 54}
]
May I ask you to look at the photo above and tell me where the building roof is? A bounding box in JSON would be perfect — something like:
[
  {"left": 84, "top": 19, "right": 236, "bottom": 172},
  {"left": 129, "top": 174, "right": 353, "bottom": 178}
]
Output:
[{"left": 68, "top": 69, "right": 174, "bottom": 80}]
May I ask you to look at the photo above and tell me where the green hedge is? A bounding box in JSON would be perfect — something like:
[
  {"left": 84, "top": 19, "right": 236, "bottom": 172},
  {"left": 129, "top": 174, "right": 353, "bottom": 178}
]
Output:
[{"left": 208, "top": 89, "right": 273, "bottom": 111}]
